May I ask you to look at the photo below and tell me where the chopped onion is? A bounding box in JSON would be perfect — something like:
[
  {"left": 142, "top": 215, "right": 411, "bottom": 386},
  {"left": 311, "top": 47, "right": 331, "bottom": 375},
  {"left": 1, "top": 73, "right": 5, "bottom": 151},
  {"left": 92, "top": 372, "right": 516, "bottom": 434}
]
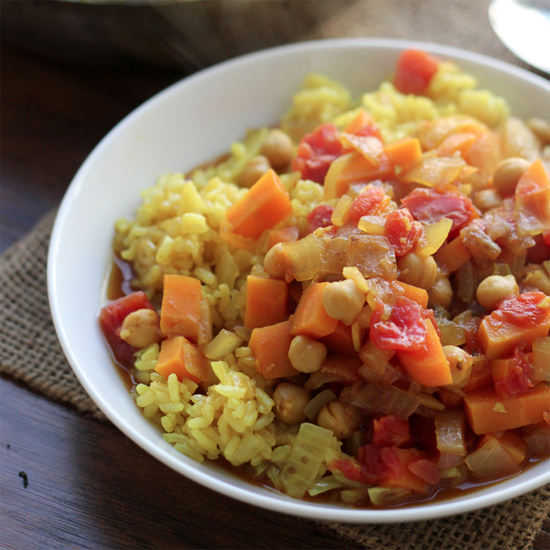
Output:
[
  {"left": 331, "top": 194, "right": 353, "bottom": 227},
  {"left": 347, "top": 234, "right": 398, "bottom": 280},
  {"left": 465, "top": 435, "right": 519, "bottom": 479},
  {"left": 418, "top": 218, "right": 453, "bottom": 256},
  {"left": 416, "top": 392, "right": 445, "bottom": 411},
  {"left": 307, "top": 474, "right": 347, "bottom": 496},
  {"left": 440, "top": 464, "right": 468, "bottom": 485},
  {"left": 304, "top": 389, "right": 337, "bottom": 420},
  {"left": 400, "top": 154, "right": 466, "bottom": 187},
  {"left": 368, "top": 487, "right": 412, "bottom": 506},
  {"left": 455, "top": 260, "right": 475, "bottom": 303},
  {"left": 523, "top": 424, "right": 550, "bottom": 457},
  {"left": 357, "top": 215, "right": 386, "bottom": 235},
  {"left": 435, "top": 410, "right": 467, "bottom": 457},
  {"left": 436, "top": 317, "right": 466, "bottom": 347},
  {"left": 340, "top": 383, "right": 419, "bottom": 418},
  {"left": 438, "top": 453, "right": 465, "bottom": 469},
  {"left": 532, "top": 336, "right": 550, "bottom": 383},
  {"left": 339, "top": 134, "right": 384, "bottom": 165}
]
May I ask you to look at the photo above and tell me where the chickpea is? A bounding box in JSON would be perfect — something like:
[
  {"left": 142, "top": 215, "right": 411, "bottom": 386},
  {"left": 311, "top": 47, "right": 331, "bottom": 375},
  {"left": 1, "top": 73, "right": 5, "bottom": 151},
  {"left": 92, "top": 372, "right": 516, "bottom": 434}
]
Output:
[
  {"left": 476, "top": 274, "right": 519, "bottom": 310},
  {"left": 260, "top": 129, "right": 294, "bottom": 170},
  {"left": 238, "top": 155, "right": 271, "bottom": 188},
  {"left": 397, "top": 252, "right": 438, "bottom": 289},
  {"left": 322, "top": 279, "right": 365, "bottom": 325},
  {"left": 492, "top": 157, "right": 530, "bottom": 197},
  {"left": 317, "top": 400, "right": 361, "bottom": 440},
  {"left": 263, "top": 242, "right": 286, "bottom": 278},
  {"left": 527, "top": 118, "right": 550, "bottom": 145},
  {"left": 119, "top": 308, "right": 161, "bottom": 349},
  {"left": 288, "top": 335, "right": 327, "bottom": 373},
  {"left": 443, "top": 345, "right": 473, "bottom": 388},
  {"left": 502, "top": 117, "right": 541, "bottom": 161},
  {"left": 429, "top": 276, "right": 453, "bottom": 309},
  {"left": 273, "top": 382, "right": 309, "bottom": 425}
]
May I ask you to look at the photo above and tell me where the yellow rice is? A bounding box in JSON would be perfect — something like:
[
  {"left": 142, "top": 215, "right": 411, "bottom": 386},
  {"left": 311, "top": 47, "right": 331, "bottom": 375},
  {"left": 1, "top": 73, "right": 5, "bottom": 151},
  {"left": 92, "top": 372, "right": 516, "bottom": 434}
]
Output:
[{"left": 113, "top": 60, "right": 510, "bottom": 478}]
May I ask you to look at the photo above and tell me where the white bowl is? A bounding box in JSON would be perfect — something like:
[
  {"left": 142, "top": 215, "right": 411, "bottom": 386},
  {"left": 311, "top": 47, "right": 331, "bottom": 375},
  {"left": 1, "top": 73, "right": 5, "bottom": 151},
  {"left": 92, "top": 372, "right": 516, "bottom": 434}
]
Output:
[{"left": 48, "top": 38, "right": 550, "bottom": 523}]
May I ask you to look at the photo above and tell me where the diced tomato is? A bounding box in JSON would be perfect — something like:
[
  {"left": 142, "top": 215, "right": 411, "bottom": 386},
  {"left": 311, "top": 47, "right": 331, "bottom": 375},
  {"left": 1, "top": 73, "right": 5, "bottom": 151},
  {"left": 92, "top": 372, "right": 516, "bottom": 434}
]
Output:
[
  {"left": 401, "top": 187, "right": 477, "bottom": 240},
  {"left": 408, "top": 459, "right": 440, "bottom": 485},
  {"left": 492, "top": 348, "right": 534, "bottom": 398},
  {"left": 328, "top": 457, "right": 368, "bottom": 483},
  {"left": 370, "top": 296, "right": 428, "bottom": 352},
  {"left": 307, "top": 204, "right": 334, "bottom": 232},
  {"left": 543, "top": 230, "right": 550, "bottom": 246},
  {"left": 384, "top": 207, "right": 423, "bottom": 256},
  {"left": 345, "top": 186, "right": 388, "bottom": 225},
  {"left": 498, "top": 291, "right": 550, "bottom": 327},
  {"left": 291, "top": 123, "right": 343, "bottom": 184},
  {"left": 373, "top": 415, "right": 411, "bottom": 447},
  {"left": 393, "top": 49, "right": 439, "bottom": 95},
  {"left": 99, "top": 291, "right": 155, "bottom": 368}
]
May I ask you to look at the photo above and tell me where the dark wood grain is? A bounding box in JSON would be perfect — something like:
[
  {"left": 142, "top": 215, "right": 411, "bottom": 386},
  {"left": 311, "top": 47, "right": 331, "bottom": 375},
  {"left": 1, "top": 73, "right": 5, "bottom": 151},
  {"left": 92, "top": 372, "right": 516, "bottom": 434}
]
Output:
[
  {"left": 0, "top": 35, "right": 548, "bottom": 550},
  {"left": 0, "top": 376, "right": 355, "bottom": 550}
]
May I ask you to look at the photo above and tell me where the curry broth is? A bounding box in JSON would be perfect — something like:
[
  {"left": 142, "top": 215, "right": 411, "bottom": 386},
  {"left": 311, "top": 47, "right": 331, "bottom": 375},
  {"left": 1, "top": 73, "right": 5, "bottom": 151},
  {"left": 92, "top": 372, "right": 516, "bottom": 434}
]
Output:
[{"left": 104, "top": 257, "right": 548, "bottom": 509}]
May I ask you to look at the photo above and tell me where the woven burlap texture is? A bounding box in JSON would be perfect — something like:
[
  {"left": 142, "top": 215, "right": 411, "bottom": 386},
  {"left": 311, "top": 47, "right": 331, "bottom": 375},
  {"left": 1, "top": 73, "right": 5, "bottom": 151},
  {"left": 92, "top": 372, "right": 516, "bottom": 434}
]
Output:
[
  {"left": 2, "top": 212, "right": 549, "bottom": 549},
  {"left": 0, "top": 210, "right": 105, "bottom": 421}
]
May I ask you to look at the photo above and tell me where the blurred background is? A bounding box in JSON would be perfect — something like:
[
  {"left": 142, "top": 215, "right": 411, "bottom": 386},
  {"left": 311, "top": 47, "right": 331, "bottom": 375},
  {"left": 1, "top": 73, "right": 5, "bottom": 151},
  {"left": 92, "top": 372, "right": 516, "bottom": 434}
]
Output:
[{"left": 0, "top": 0, "right": 534, "bottom": 251}]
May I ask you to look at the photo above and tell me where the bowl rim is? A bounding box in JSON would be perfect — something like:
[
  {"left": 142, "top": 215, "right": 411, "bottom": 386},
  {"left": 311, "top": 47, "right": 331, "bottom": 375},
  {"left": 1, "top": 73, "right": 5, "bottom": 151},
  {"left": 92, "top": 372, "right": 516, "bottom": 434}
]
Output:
[{"left": 48, "top": 37, "right": 550, "bottom": 524}]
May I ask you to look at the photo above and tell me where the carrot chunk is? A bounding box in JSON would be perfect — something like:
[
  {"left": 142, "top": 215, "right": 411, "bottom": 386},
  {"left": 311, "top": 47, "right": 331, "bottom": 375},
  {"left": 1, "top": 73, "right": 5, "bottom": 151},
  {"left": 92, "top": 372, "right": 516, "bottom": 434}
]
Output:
[
  {"left": 344, "top": 109, "right": 381, "bottom": 139},
  {"left": 464, "top": 383, "right": 550, "bottom": 434},
  {"left": 290, "top": 282, "right": 338, "bottom": 338},
  {"left": 267, "top": 226, "right": 299, "bottom": 249},
  {"left": 437, "top": 132, "right": 477, "bottom": 157},
  {"left": 155, "top": 335, "right": 210, "bottom": 383},
  {"left": 394, "top": 281, "right": 429, "bottom": 308},
  {"left": 478, "top": 291, "right": 550, "bottom": 358},
  {"left": 434, "top": 236, "right": 471, "bottom": 274},
  {"left": 160, "top": 274, "right": 202, "bottom": 342},
  {"left": 398, "top": 319, "right": 452, "bottom": 386},
  {"left": 244, "top": 275, "right": 288, "bottom": 330},
  {"left": 515, "top": 158, "right": 550, "bottom": 236},
  {"left": 225, "top": 169, "right": 292, "bottom": 240},
  {"left": 383, "top": 137, "right": 422, "bottom": 171},
  {"left": 249, "top": 320, "right": 298, "bottom": 379},
  {"left": 324, "top": 152, "right": 394, "bottom": 199},
  {"left": 321, "top": 322, "right": 355, "bottom": 355}
]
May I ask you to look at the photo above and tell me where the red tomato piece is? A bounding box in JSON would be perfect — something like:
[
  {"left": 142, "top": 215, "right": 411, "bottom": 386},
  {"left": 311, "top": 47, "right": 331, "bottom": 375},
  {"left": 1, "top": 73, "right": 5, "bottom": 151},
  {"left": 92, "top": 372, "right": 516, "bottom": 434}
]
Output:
[
  {"left": 543, "top": 230, "right": 550, "bottom": 246},
  {"left": 401, "top": 187, "right": 477, "bottom": 239},
  {"left": 493, "top": 348, "right": 534, "bottom": 397},
  {"left": 498, "top": 291, "right": 550, "bottom": 327},
  {"left": 393, "top": 49, "right": 439, "bottom": 95},
  {"left": 408, "top": 459, "right": 440, "bottom": 485},
  {"left": 384, "top": 207, "right": 423, "bottom": 256},
  {"left": 328, "top": 458, "right": 368, "bottom": 483},
  {"left": 370, "top": 296, "right": 428, "bottom": 352},
  {"left": 99, "top": 291, "right": 155, "bottom": 368},
  {"left": 372, "top": 415, "right": 411, "bottom": 447},
  {"left": 291, "top": 123, "right": 343, "bottom": 184},
  {"left": 307, "top": 204, "right": 334, "bottom": 232},
  {"left": 345, "top": 186, "right": 387, "bottom": 225}
]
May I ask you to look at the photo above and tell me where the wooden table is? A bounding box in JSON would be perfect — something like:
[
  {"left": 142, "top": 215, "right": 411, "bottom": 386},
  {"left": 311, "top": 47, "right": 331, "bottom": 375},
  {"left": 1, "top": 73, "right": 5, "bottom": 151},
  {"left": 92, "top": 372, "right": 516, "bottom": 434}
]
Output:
[{"left": 1, "top": 44, "right": 548, "bottom": 550}]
